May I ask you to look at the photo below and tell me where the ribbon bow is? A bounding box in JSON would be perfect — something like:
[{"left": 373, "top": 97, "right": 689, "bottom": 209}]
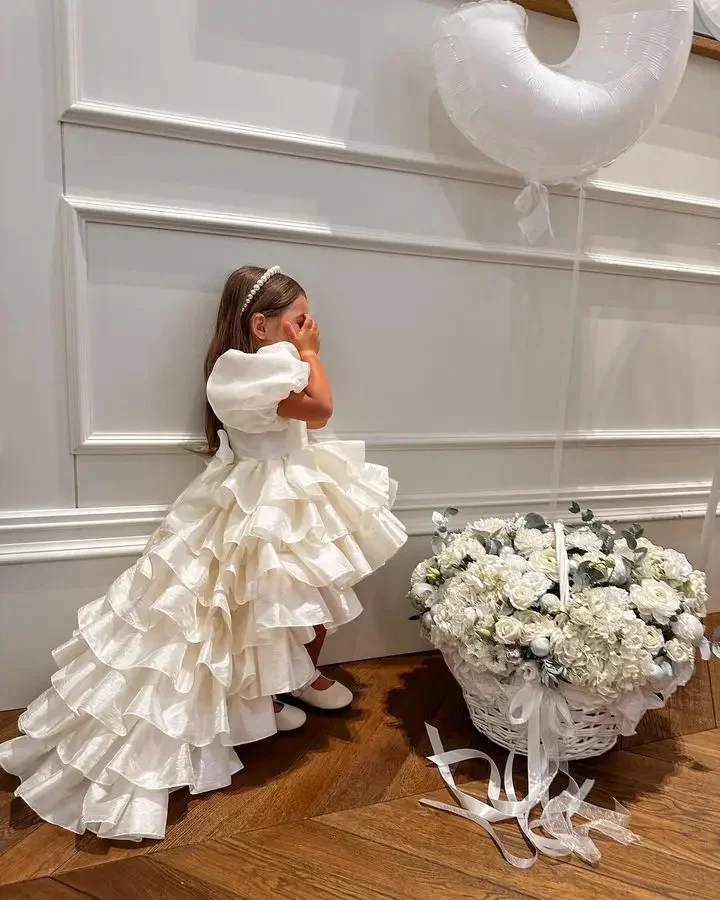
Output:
[{"left": 514, "top": 181, "right": 554, "bottom": 244}]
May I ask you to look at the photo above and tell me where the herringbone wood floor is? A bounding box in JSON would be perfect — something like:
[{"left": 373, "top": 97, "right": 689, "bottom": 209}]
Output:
[{"left": 1, "top": 622, "right": 719, "bottom": 899}]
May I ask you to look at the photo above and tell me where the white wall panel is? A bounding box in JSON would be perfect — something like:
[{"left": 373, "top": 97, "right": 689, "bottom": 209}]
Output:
[
  {"left": 78, "top": 221, "right": 720, "bottom": 444},
  {"left": 0, "top": 1, "right": 75, "bottom": 510},
  {"left": 80, "top": 222, "right": 571, "bottom": 437},
  {"left": 569, "top": 275, "right": 720, "bottom": 432},
  {"left": 0, "top": 556, "right": 130, "bottom": 709},
  {"left": 76, "top": 454, "right": 203, "bottom": 507},
  {"left": 76, "top": 0, "right": 466, "bottom": 158}
]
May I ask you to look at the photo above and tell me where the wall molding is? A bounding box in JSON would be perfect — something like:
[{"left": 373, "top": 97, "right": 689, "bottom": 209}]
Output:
[
  {"left": 1, "top": 481, "right": 716, "bottom": 565},
  {"left": 77, "top": 428, "right": 720, "bottom": 455},
  {"left": 65, "top": 195, "right": 720, "bottom": 286},
  {"left": 60, "top": 100, "right": 720, "bottom": 224}
]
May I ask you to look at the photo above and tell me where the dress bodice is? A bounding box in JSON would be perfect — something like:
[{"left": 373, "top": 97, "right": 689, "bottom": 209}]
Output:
[{"left": 206, "top": 342, "right": 311, "bottom": 461}]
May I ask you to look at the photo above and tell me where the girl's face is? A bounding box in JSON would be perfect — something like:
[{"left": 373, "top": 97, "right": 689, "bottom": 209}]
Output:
[{"left": 252, "top": 293, "right": 308, "bottom": 347}]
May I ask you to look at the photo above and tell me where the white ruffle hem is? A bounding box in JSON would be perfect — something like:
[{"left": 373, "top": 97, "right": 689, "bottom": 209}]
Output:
[{"left": 0, "top": 438, "right": 406, "bottom": 840}]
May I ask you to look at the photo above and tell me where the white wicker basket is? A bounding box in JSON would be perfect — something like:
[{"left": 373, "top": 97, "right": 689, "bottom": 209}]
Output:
[{"left": 444, "top": 651, "right": 622, "bottom": 761}]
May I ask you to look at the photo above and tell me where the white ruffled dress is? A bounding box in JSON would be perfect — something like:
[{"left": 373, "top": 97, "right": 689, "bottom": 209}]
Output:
[{"left": 0, "top": 342, "right": 407, "bottom": 841}]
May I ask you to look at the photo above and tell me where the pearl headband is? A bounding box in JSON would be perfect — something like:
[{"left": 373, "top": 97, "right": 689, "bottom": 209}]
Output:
[{"left": 240, "top": 266, "right": 282, "bottom": 316}]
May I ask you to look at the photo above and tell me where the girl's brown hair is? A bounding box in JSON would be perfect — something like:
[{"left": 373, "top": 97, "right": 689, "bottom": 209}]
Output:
[{"left": 201, "top": 265, "right": 305, "bottom": 454}]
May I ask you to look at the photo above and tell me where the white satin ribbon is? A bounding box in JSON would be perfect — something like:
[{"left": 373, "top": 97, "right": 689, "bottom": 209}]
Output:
[
  {"left": 421, "top": 717, "right": 638, "bottom": 867},
  {"left": 553, "top": 522, "right": 571, "bottom": 606},
  {"left": 700, "top": 627, "right": 720, "bottom": 661},
  {"left": 215, "top": 429, "right": 234, "bottom": 465},
  {"left": 514, "top": 181, "right": 554, "bottom": 244}
]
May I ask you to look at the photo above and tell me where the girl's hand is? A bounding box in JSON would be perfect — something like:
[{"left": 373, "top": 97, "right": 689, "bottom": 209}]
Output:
[{"left": 284, "top": 316, "right": 320, "bottom": 356}]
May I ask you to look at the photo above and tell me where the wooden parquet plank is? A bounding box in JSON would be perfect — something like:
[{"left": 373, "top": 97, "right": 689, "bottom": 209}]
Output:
[
  {"left": 558, "top": 830, "right": 719, "bottom": 899},
  {"left": 219, "top": 819, "right": 535, "bottom": 900},
  {"left": 0, "top": 774, "right": 41, "bottom": 858},
  {"left": 571, "top": 745, "right": 720, "bottom": 813},
  {"left": 0, "top": 819, "right": 79, "bottom": 887},
  {"left": 57, "top": 855, "right": 241, "bottom": 900},
  {"left": 319, "top": 794, "right": 658, "bottom": 900},
  {"left": 628, "top": 728, "right": 720, "bottom": 767},
  {"left": 58, "top": 820, "right": 535, "bottom": 900},
  {"left": 0, "top": 714, "right": 20, "bottom": 745},
  {"left": 0, "top": 878, "right": 89, "bottom": 900}
]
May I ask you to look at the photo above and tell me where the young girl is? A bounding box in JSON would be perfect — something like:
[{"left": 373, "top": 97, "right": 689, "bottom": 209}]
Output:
[{"left": 0, "top": 265, "right": 407, "bottom": 841}]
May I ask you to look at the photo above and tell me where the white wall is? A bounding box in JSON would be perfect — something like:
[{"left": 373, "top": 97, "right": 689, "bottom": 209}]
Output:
[{"left": 2, "top": 0, "right": 720, "bottom": 709}]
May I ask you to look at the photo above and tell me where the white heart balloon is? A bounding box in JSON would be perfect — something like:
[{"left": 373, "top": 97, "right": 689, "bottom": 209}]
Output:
[
  {"left": 433, "top": 0, "right": 693, "bottom": 186},
  {"left": 696, "top": 0, "right": 720, "bottom": 38}
]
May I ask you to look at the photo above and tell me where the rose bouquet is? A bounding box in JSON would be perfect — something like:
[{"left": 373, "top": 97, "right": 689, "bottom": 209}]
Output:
[{"left": 410, "top": 505, "right": 709, "bottom": 752}]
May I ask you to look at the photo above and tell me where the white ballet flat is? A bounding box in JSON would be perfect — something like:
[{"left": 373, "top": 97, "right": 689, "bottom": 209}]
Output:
[
  {"left": 291, "top": 670, "right": 353, "bottom": 711},
  {"left": 274, "top": 701, "right": 307, "bottom": 732}
]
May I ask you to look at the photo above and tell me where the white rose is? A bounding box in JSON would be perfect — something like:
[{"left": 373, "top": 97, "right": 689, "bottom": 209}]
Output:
[
  {"left": 504, "top": 554, "right": 529, "bottom": 574},
  {"left": 609, "top": 556, "right": 630, "bottom": 586},
  {"left": 515, "top": 611, "right": 555, "bottom": 645},
  {"left": 528, "top": 548, "right": 559, "bottom": 580},
  {"left": 643, "top": 626, "right": 665, "bottom": 655},
  {"left": 664, "top": 638, "right": 694, "bottom": 665},
  {"left": 629, "top": 579, "right": 681, "bottom": 625},
  {"left": 409, "top": 582, "right": 437, "bottom": 608},
  {"left": 411, "top": 561, "right": 431, "bottom": 586},
  {"left": 565, "top": 528, "right": 603, "bottom": 554},
  {"left": 530, "top": 635, "right": 551, "bottom": 657},
  {"left": 514, "top": 527, "right": 553, "bottom": 556},
  {"left": 472, "top": 517, "right": 507, "bottom": 535},
  {"left": 494, "top": 616, "right": 523, "bottom": 644},
  {"left": 506, "top": 583, "right": 537, "bottom": 611},
  {"left": 521, "top": 571, "right": 552, "bottom": 597},
  {"left": 661, "top": 549, "right": 693, "bottom": 585},
  {"left": 672, "top": 612, "right": 705, "bottom": 646},
  {"left": 539, "top": 593, "right": 562, "bottom": 614}
]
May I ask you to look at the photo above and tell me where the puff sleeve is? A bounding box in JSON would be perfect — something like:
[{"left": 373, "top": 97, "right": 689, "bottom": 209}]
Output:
[{"left": 206, "top": 342, "right": 310, "bottom": 434}]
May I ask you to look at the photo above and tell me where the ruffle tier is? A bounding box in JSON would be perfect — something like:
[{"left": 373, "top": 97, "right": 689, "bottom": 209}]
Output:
[{"left": 0, "top": 439, "right": 406, "bottom": 840}]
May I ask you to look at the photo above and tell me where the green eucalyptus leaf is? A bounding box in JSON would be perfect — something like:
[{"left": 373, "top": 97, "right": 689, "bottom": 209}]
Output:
[
  {"left": 624, "top": 534, "right": 638, "bottom": 551},
  {"left": 525, "top": 513, "right": 547, "bottom": 531}
]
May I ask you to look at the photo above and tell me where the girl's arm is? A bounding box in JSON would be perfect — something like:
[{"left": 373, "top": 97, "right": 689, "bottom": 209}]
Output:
[{"left": 277, "top": 319, "right": 333, "bottom": 426}]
